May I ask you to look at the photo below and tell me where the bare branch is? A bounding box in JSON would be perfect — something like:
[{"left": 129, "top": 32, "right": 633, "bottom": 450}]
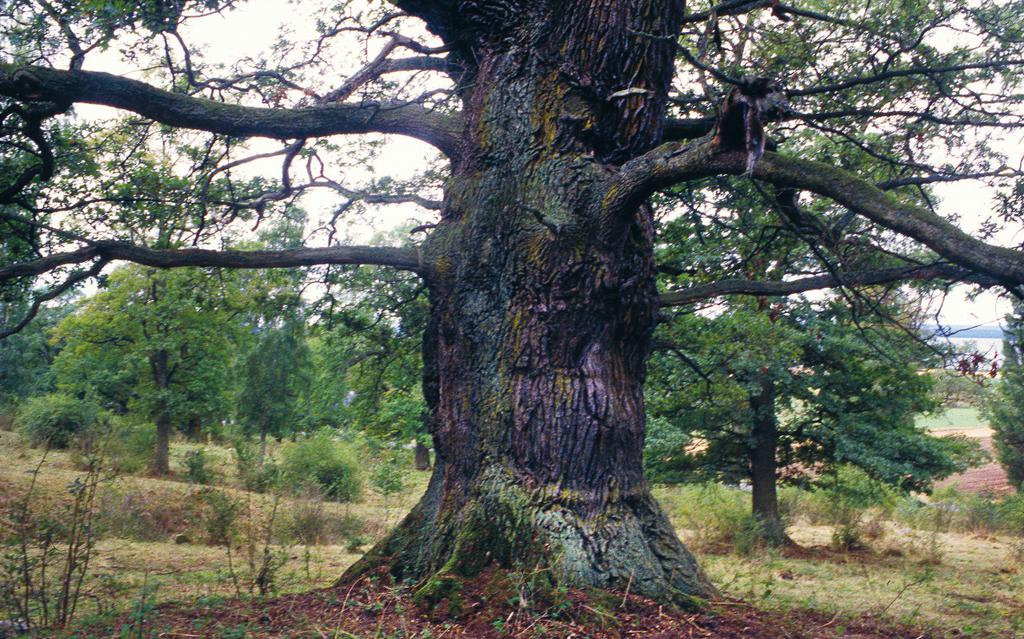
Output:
[
  {"left": 1, "top": 259, "right": 108, "bottom": 339},
  {"left": 0, "top": 242, "right": 424, "bottom": 285},
  {"left": 308, "top": 179, "right": 443, "bottom": 211},
  {"left": 658, "top": 264, "right": 998, "bottom": 307},
  {"left": 788, "top": 59, "right": 1024, "bottom": 98},
  {"left": 321, "top": 31, "right": 453, "bottom": 103}
]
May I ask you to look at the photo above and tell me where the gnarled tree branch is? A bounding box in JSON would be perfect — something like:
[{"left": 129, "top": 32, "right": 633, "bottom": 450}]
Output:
[
  {"left": 607, "top": 140, "right": 1024, "bottom": 287},
  {"left": 0, "top": 64, "right": 463, "bottom": 158},
  {"left": 0, "top": 259, "right": 108, "bottom": 339}
]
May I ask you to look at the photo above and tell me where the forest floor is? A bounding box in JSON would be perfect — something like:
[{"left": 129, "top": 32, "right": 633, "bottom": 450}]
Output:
[{"left": 0, "top": 431, "right": 1021, "bottom": 638}]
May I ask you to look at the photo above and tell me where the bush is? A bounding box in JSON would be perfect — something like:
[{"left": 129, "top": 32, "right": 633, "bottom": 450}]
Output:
[
  {"left": 185, "top": 448, "right": 215, "bottom": 485},
  {"left": 895, "top": 489, "right": 1024, "bottom": 537},
  {"left": 810, "top": 466, "right": 895, "bottom": 550},
  {"left": 776, "top": 485, "right": 811, "bottom": 525},
  {"left": 930, "top": 371, "right": 991, "bottom": 408},
  {"left": 998, "top": 493, "right": 1024, "bottom": 535},
  {"left": 74, "top": 417, "right": 155, "bottom": 474},
  {"left": 199, "top": 489, "right": 241, "bottom": 546},
  {"left": 233, "top": 438, "right": 280, "bottom": 493},
  {"left": 371, "top": 451, "right": 407, "bottom": 498},
  {"left": 676, "top": 483, "right": 764, "bottom": 555},
  {"left": 285, "top": 493, "right": 331, "bottom": 546},
  {"left": 937, "top": 487, "right": 1003, "bottom": 534},
  {"left": 279, "top": 430, "right": 364, "bottom": 502},
  {"left": 16, "top": 394, "right": 100, "bottom": 448}
]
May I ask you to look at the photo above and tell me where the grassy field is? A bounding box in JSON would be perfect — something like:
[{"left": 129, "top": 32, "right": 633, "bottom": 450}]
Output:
[
  {"left": 917, "top": 407, "right": 989, "bottom": 433},
  {"left": 699, "top": 529, "right": 1022, "bottom": 637},
  {"left": 1, "top": 430, "right": 1022, "bottom": 638}
]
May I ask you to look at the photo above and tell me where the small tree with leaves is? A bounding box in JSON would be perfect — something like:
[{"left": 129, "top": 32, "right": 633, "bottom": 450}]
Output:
[{"left": 237, "top": 317, "right": 311, "bottom": 458}]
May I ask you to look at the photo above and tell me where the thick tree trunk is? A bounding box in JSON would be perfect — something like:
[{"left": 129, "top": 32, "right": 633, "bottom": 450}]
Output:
[
  {"left": 346, "top": 1, "right": 711, "bottom": 604},
  {"left": 749, "top": 375, "right": 789, "bottom": 546}
]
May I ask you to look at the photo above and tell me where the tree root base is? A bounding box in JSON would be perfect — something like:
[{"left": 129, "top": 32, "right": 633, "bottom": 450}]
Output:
[{"left": 341, "top": 466, "right": 715, "bottom": 609}]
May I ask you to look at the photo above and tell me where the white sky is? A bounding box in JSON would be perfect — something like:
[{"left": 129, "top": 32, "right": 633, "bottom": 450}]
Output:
[{"left": 74, "top": 0, "right": 1019, "bottom": 328}]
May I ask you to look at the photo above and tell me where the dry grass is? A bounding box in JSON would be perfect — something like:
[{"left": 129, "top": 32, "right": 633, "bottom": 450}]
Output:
[
  {"left": 0, "top": 431, "right": 428, "bottom": 618},
  {"left": 691, "top": 524, "right": 1024, "bottom": 638},
  {"left": 1, "top": 431, "right": 1021, "bottom": 637}
]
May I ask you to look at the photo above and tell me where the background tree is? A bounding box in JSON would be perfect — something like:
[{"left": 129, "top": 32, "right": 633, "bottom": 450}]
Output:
[
  {"left": 0, "top": 302, "right": 65, "bottom": 416},
  {"left": 308, "top": 256, "right": 430, "bottom": 465},
  {"left": 648, "top": 298, "right": 980, "bottom": 544},
  {"left": 2, "top": 0, "right": 1024, "bottom": 602},
  {"left": 232, "top": 212, "right": 316, "bottom": 453},
  {"left": 50, "top": 265, "right": 239, "bottom": 474},
  {"left": 646, "top": 167, "right": 986, "bottom": 544},
  {"left": 237, "top": 316, "right": 311, "bottom": 457},
  {"left": 986, "top": 305, "right": 1024, "bottom": 491}
]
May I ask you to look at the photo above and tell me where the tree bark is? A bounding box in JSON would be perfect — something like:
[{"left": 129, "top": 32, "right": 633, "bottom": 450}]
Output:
[
  {"left": 748, "top": 375, "right": 789, "bottom": 547},
  {"left": 150, "top": 348, "right": 172, "bottom": 475},
  {"left": 153, "top": 412, "right": 172, "bottom": 476},
  {"left": 346, "top": 1, "right": 712, "bottom": 605},
  {"left": 413, "top": 441, "right": 431, "bottom": 471},
  {"left": 184, "top": 415, "right": 202, "bottom": 441}
]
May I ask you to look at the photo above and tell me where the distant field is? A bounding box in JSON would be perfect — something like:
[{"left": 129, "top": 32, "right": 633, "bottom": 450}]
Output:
[
  {"left": 917, "top": 407, "right": 1013, "bottom": 495},
  {"left": 917, "top": 407, "right": 989, "bottom": 433}
]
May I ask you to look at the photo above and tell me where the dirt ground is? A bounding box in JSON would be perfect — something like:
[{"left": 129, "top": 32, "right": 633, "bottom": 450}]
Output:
[
  {"left": 935, "top": 428, "right": 1013, "bottom": 495},
  {"left": 84, "top": 568, "right": 954, "bottom": 639}
]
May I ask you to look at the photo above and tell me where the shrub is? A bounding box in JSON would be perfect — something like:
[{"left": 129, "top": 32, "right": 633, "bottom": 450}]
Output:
[
  {"left": 94, "top": 486, "right": 196, "bottom": 541},
  {"left": 676, "top": 483, "right": 763, "bottom": 555},
  {"left": 777, "top": 485, "right": 811, "bottom": 525},
  {"left": 1000, "top": 493, "right": 1024, "bottom": 535},
  {"left": 285, "top": 494, "right": 331, "bottom": 546},
  {"left": 185, "top": 448, "right": 215, "bottom": 485},
  {"left": 371, "top": 450, "right": 408, "bottom": 526},
  {"left": 16, "top": 394, "right": 100, "bottom": 448},
  {"left": 942, "top": 488, "right": 1003, "bottom": 534},
  {"left": 893, "top": 495, "right": 947, "bottom": 532},
  {"left": 0, "top": 452, "right": 107, "bottom": 628},
  {"left": 895, "top": 489, "right": 1024, "bottom": 537},
  {"left": 810, "top": 465, "right": 895, "bottom": 550},
  {"left": 233, "top": 437, "right": 280, "bottom": 493},
  {"left": 74, "top": 417, "right": 155, "bottom": 474},
  {"left": 199, "top": 489, "right": 241, "bottom": 546},
  {"left": 930, "top": 371, "right": 992, "bottom": 408},
  {"left": 279, "top": 430, "right": 363, "bottom": 502},
  {"left": 371, "top": 451, "right": 407, "bottom": 498}
]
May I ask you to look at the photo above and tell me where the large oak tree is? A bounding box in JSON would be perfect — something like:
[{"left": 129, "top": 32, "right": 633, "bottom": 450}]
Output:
[{"left": 2, "top": 0, "right": 1024, "bottom": 602}]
